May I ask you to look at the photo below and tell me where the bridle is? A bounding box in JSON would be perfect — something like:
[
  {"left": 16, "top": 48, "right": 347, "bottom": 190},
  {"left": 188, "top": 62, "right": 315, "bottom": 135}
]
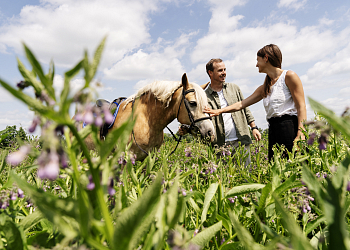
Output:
[
  {"left": 132, "top": 87, "right": 212, "bottom": 156},
  {"left": 176, "top": 88, "right": 212, "bottom": 136}
]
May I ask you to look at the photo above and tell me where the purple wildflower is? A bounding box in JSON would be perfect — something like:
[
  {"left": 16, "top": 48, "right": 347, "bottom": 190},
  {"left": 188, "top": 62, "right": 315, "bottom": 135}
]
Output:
[
  {"left": 182, "top": 189, "right": 186, "bottom": 196},
  {"left": 108, "top": 178, "right": 116, "bottom": 195},
  {"left": 130, "top": 154, "right": 136, "bottom": 165},
  {"left": 37, "top": 152, "right": 60, "bottom": 180},
  {"left": 94, "top": 115, "right": 103, "bottom": 127},
  {"left": 83, "top": 110, "right": 94, "bottom": 125},
  {"left": 74, "top": 113, "right": 83, "bottom": 122},
  {"left": 28, "top": 116, "right": 40, "bottom": 133},
  {"left": 193, "top": 229, "right": 199, "bottom": 236},
  {"left": 221, "top": 238, "right": 225, "bottom": 245},
  {"left": 103, "top": 104, "right": 114, "bottom": 124},
  {"left": 10, "top": 191, "right": 17, "bottom": 200},
  {"left": 17, "top": 81, "right": 30, "bottom": 89},
  {"left": 87, "top": 175, "right": 95, "bottom": 190},
  {"left": 6, "top": 145, "right": 31, "bottom": 166},
  {"left": 185, "top": 147, "right": 192, "bottom": 157},
  {"left": 17, "top": 188, "right": 24, "bottom": 198},
  {"left": 118, "top": 154, "right": 127, "bottom": 166},
  {"left": 347, "top": 182, "right": 350, "bottom": 192},
  {"left": 318, "top": 133, "right": 327, "bottom": 150},
  {"left": 307, "top": 132, "right": 316, "bottom": 145}
]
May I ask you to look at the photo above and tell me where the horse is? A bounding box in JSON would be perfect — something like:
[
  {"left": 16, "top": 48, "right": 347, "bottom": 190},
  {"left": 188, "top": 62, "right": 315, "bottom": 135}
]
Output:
[{"left": 82, "top": 73, "right": 215, "bottom": 161}]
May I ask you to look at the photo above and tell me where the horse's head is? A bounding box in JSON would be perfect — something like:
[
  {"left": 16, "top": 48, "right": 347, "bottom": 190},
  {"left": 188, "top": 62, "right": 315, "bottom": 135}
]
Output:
[{"left": 177, "top": 73, "right": 215, "bottom": 142}]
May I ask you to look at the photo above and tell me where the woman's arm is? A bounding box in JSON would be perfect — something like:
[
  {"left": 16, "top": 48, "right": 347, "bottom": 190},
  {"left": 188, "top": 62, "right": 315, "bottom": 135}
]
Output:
[
  {"left": 204, "top": 85, "right": 264, "bottom": 117},
  {"left": 285, "top": 71, "right": 307, "bottom": 141}
]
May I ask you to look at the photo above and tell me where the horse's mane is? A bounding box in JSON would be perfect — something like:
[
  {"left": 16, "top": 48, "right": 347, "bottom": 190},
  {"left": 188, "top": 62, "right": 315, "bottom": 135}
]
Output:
[{"left": 123, "top": 81, "right": 208, "bottom": 109}]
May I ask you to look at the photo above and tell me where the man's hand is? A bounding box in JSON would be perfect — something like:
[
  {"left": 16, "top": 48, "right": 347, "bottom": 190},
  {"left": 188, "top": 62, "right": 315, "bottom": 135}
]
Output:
[
  {"left": 204, "top": 107, "right": 221, "bottom": 117},
  {"left": 252, "top": 129, "right": 261, "bottom": 141}
]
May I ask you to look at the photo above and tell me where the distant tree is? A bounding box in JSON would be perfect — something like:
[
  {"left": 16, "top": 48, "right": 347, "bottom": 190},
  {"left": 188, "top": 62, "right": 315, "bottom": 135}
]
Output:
[{"left": 0, "top": 125, "right": 28, "bottom": 148}]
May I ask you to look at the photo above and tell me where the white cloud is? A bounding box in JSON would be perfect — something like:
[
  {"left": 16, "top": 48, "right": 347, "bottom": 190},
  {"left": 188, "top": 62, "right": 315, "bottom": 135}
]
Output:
[
  {"left": 0, "top": 0, "right": 164, "bottom": 69},
  {"left": 277, "top": 0, "right": 307, "bottom": 10},
  {"left": 0, "top": 109, "right": 33, "bottom": 131},
  {"left": 104, "top": 32, "right": 197, "bottom": 81}
]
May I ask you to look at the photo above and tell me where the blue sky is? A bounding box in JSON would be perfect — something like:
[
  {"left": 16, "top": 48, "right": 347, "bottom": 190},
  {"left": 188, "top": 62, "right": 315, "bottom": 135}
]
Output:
[{"left": 1, "top": 0, "right": 350, "bottom": 134}]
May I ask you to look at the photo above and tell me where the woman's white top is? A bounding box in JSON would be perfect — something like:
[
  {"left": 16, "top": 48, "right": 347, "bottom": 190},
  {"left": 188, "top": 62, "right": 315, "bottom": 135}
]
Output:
[{"left": 263, "top": 70, "right": 298, "bottom": 120}]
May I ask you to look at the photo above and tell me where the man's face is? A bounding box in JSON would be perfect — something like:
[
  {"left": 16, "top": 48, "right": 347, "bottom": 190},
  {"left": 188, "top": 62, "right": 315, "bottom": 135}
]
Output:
[{"left": 209, "top": 62, "right": 226, "bottom": 83}]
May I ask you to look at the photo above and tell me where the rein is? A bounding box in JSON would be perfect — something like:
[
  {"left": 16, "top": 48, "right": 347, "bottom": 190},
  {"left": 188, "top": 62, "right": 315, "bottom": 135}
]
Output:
[{"left": 131, "top": 87, "right": 211, "bottom": 157}]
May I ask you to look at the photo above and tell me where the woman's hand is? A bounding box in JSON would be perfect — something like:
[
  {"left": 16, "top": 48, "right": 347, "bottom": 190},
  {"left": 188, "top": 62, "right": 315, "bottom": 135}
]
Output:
[{"left": 204, "top": 107, "right": 221, "bottom": 117}]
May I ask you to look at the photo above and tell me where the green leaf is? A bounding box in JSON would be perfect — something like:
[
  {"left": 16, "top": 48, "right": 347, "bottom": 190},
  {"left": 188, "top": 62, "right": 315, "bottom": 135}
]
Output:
[
  {"left": 228, "top": 209, "right": 263, "bottom": 250},
  {"left": 273, "top": 194, "right": 314, "bottom": 250},
  {"left": 11, "top": 172, "right": 79, "bottom": 238},
  {"left": 100, "top": 117, "right": 134, "bottom": 162},
  {"left": 257, "top": 182, "right": 272, "bottom": 213},
  {"left": 112, "top": 173, "right": 163, "bottom": 250},
  {"left": 17, "top": 57, "right": 43, "bottom": 94},
  {"left": 70, "top": 125, "right": 93, "bottom": 149},
  {"left": 189, "top": 220, "right": 222, "bottom": 248},
  {"left": 304, "top": 215, "right": 326, "bottom": 235},
  {"left": 166, "top": 177, "right": 179, "bottom": 225},
  {"left": 0, "top": 78, "right": 55, "bottom": 117},
  {"left": 225, "top": 183, "right": 265, "bottom": 198},
  {"left": 302, "top": 165, "right": 326, "bottom": 206},
  {"left": 0, "top": 213, "right": 26, "bottom": 250},
  {"left": 188, "top": 198, "right": 201, "bottom": 214},
  {"left": 90, "top": 36, "right": 106, "bottom": 83},
  {"left": 23, "top": 43, "right": 56, "bottom": 100},
  {"left": 60, "top": 59, "right": 84, "bottom": 114},
  {"left": 309, "top": 97, "right": 350, "bottom": 143},
  {"left": 273, "top": 174, "right": 302, "bottom": 197},
  {"left": 19, "top": 211, "right": 45, "bottom": 232},
  {"left": 201, "top": 183, "right": 218, "bottom": 225},
  {"left": 217, "top": 214, "right": 232, "bottom": 237}
]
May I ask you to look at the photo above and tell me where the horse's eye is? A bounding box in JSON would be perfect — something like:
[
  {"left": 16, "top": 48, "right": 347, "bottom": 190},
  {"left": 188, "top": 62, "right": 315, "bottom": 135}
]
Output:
[{"left": 189, "top": 101, "right": 197, "bottom": 107}]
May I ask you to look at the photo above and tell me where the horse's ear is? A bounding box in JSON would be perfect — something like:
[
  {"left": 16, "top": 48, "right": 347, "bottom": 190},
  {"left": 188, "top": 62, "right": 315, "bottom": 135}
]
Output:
[
  {"left": 182, "top": 73, "right": 189, "bottom": 89},
  {"left": 201, "top": 82, "right": 210, "bottom": 90}
]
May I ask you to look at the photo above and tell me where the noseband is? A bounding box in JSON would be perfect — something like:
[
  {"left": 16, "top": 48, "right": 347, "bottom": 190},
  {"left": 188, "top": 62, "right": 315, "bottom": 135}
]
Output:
[{"left": 132, "top": 87, "right": 212, "bottom": 157}]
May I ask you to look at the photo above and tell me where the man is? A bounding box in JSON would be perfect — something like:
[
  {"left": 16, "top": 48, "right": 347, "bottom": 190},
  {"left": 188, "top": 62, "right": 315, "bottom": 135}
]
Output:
[{"left": 181, "top": 58, "right": 261, "bottom": 165}]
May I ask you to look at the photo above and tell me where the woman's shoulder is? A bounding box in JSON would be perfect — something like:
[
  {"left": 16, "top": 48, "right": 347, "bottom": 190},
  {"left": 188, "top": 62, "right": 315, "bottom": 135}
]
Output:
[
  {"left": 285, "top": 70, "right": 298, "bottom": 78},
  {"left": 284, "top": 70, "right": 302, "bottom": 87}
]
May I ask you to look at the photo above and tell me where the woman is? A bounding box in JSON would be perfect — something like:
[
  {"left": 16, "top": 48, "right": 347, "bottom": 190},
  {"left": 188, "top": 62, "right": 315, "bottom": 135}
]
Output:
[{"left": 204, "top": 44, "right": 307, "bottom": 160}]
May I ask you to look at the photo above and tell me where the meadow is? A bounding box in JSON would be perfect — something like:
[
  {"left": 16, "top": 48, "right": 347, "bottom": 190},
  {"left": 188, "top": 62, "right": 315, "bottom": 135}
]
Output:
[{"left": 0, "top": 38, "right": 350, "bottom": 250}]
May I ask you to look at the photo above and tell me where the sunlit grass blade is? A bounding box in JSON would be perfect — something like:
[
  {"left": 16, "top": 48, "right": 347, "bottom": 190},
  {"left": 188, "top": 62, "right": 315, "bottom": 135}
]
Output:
[
  {"left": 189, "top": 220, "right": 222, "bottom": 248},
  {"left": 60, "top": 59, "right": 84, "bottom": 114},
  {"left": 228, "top": 209, "right": 264, "bottom": 250},
  {"left": 17, "top": 57, "right": 43, "bottom": 94},
  {"left": 23, "top": 43, "right": 55, "bottom": 100},
  {"left": 225, "top": 183, "right": 265, "bottom": 198},
  {"left": 309, "top": 97, "right": 350, "bottom": 143},
  {"left": 201, "top": 183, "right": 218, "bottom": 226},
  {"left": 112, "top": 173, "right": 163, "bottom": 250},
  {"left": 0, "top": 78, "right": 57, "bottom": 118},
  {"left": 19, "top": 211, "right": 45, "bottom": 232}
]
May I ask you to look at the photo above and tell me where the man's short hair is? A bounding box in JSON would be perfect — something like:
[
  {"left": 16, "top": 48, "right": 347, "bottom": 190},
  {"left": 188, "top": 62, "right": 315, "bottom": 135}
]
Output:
[{"left": 206, "top": 58, "right": 223, "bottom": 77}]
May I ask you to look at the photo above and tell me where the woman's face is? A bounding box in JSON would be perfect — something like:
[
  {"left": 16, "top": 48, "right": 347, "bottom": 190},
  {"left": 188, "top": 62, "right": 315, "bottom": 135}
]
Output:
[{"left": 256, "top": 56, "right": 266, "bottom": 73}]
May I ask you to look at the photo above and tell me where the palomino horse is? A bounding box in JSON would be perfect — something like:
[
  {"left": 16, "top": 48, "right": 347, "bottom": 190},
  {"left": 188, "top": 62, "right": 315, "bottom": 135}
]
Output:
[{"left": 84, "top": 73, "right": 215, "bottom": 161}]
